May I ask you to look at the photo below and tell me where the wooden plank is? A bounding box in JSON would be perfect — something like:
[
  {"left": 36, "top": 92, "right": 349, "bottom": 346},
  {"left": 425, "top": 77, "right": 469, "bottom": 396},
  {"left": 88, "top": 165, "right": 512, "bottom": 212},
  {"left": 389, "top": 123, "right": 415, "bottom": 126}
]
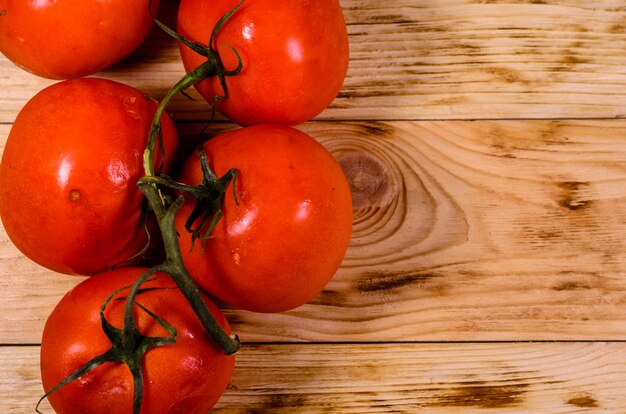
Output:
[
  {"left": 4, "top": 1, "right": 626, "bottom": 122},
  {"left": 4, "top": 1, "right": 626, "bottom": 413},
  {"left": 340, "top": 0, "right": 626, "bottom": 120},
  {"left": 3, "top": 342, "right": 626, "bottom": 413},
  {"left": 2, "top": 120, "right": 626, "bottom": 344}
]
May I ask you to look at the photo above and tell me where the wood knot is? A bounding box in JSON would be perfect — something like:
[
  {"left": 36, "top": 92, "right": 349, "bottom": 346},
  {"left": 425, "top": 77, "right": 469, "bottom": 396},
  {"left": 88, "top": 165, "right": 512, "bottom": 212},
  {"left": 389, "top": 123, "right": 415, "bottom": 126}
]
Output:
[
  {"left": 567, "top": 395, "right": 599, "bottom": 408},
  {"left": 558, "top": 181, "right": 591, "bottom": 211},
  {"left": 338, "top": 153, "right": 396, "bottom": 210},
  {"left": 315, "top": 123, "right": 473, "bottom": 284}
]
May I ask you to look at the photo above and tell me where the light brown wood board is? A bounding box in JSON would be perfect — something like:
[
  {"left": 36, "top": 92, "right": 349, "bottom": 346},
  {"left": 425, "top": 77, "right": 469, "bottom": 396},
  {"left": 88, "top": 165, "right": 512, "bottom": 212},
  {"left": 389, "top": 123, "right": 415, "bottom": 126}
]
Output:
[{"left": 2, "top": 0, "right": 626, "bottom": 412}]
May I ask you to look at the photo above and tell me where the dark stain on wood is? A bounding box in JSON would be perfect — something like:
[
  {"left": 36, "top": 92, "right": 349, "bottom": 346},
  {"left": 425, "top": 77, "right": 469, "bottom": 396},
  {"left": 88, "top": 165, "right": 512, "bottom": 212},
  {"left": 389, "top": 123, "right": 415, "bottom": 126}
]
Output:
[
  {"left": 346, "top": 13, "right": 415, "bottom": 26},
  {"left": 430, "top": 96, "right": 470, "bottom": 106},
  {"left": 558, "top": 181, "right": 591, "bottom": 211},
  {"left": 221, "top": 309, "right": 245, "bottom": 327},
  {"left": 552, "top": 48, "right": 591, "bottom": 72},
  {"left": 533, "top": 229, "right": 562, "bottom": 243},
  {"left": 486, "top": 124, "right": 520, "bottom": 158},
  {"left": 567, "top": 395, "right": 599, "bottom": 408},
  {"left": 337, "top": 80, "right": 420, "bottom": 99},
  {"left": 498, "top": 26, "right": 536, "bottom": 31},
  {"left": 568, "top": 24, "right": 589, "bottom": 34},
  {"left": 472, "top": 0, "right": 546, "bottom": 4},
  {"left": 261, "top": 393, "right": 310, "bottom": 410},
  {"left": 484, "top": 66, "right": 528, "bottom": 84},
  {"left": 359, "top": 122, "right": 395, "bottom": 138},
  {"left": 309, "top": 289, "right": 348, "bottom": 306},
  {"left": 498, "top": 152, "right": 517, "bottom": 159},
  {"left": 357, "top": 271, "right": 441, "bottom": 293},
  {"left": 453, "top": 43, "right": 483, "bottom": 54},
  {"left": 538, "top": 121, "right": 563, "bottom": 144},
  {"left": 427, "top": 382, "right": 529, "bottom": 409},
  {"left": 424, "top": 280, "right": 450, "bottom": 297},
  {"left": 561, "top": 51, "right": 590, "bottom": 66},
  {"left": 552, "top": 281, "right": 593, "bottom": 291}
]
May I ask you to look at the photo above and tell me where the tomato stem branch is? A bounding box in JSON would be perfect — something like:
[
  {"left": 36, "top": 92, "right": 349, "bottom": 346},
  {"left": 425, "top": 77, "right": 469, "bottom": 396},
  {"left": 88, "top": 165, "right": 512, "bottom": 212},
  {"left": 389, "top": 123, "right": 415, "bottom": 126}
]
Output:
[
  {"left": 38, "top": 4, "right": 244, "bottom": 413},
  {"left": 143, "top": 59, "right": 217, "bottom": 177},
  {"left": 137, "top": 4, "right": 246, "bottom": 356},
  {"left": 138, "top": 182, "right": 240, "bottom": 355}
]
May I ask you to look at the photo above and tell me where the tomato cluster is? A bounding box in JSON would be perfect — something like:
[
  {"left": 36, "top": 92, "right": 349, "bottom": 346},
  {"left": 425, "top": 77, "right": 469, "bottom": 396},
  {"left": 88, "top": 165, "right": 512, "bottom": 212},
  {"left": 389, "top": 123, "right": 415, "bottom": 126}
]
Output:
[{"left": 0, "top": 0, "right": 352, "bottom": 413}]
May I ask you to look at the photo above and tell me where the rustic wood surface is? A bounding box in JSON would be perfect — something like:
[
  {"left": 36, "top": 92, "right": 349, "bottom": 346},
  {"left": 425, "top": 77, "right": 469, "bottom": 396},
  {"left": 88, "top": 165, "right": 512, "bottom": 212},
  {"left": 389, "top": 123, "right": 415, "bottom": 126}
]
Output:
[
  {"left": 4, "top": 343, "right": 626, "bottom": 413},
  {"left": 2, "top": 0, "right": 626, "bottom": 412}
]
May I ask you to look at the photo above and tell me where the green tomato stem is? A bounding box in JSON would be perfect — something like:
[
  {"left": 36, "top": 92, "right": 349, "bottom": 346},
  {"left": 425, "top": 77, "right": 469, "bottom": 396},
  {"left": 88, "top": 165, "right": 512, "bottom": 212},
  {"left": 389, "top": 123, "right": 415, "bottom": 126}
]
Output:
[
  {"left": 38, "top": 270, "right": 179, "bottom": 414},
  {"left": 139, "top": 56, "right": 242, "bottom": 356},
  {"left": 38, "top": 5, "right": 245, "bottom": 412},
  {"left": 138, "top": 182, "right": 240, "bottom": 355},
  {"left": 138, "top": 0, "right": 246, "bottom": 357},
  {"left": 143, "top": 58, "right": 217, "bottom": 177}
]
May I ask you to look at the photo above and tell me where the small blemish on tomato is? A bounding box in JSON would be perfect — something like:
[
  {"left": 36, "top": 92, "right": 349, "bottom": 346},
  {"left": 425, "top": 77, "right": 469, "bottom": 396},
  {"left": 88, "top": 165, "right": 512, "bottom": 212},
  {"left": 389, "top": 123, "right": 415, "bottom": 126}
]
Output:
[
  {"left": 232, "top": 249, "right": 241, "bottom": 265},
  {"left": 122, "top": 95, "right": 140, "bottom": 120},
  {"left": 69, "top": 189, "right": 81, "bottom": 202}
]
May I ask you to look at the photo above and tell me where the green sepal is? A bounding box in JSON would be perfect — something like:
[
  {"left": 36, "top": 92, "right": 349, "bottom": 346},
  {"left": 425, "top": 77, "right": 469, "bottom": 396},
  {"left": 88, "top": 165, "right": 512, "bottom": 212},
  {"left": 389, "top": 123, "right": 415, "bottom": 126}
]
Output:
[{"left": 36, "top": 272, "right": 178, "bottom": 414}]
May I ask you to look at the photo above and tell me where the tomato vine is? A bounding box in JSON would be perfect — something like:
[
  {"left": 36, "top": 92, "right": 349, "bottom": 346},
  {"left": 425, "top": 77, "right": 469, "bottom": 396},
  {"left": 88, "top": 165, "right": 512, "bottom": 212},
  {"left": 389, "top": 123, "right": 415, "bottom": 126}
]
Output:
[
  {"left": 137, "top": 0, "right": 245, "bottom": 355},
  {"left": 30, "top": 0, "right": 352, "bottom": 411},
  {"left": 38, "top": 2, "right": 246, "bottom": 412}
]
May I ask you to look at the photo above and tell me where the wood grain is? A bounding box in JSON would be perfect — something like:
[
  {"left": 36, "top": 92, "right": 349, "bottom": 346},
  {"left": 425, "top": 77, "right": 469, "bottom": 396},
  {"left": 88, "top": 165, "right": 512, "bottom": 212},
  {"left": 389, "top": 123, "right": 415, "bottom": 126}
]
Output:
[
  {"left": 3, "top": 0, "right": 626, "bottom": 412},
  {"left": 3, "top": 120, "right": 626, "bottom": 344},
  {"left": 3, "top": 343, "right": 626, "bottom": 413},
  {"left": 4, "top": 0, "right": 626, "bottom": 122},
  {"left": 340, "top": 0, "right": 626, "bottom": 120}
]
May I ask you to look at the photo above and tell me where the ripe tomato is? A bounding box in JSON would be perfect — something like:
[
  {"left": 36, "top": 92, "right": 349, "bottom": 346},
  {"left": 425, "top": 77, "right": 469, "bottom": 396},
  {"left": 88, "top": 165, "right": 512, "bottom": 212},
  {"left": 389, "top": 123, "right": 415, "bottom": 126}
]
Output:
[
  {"left": 40, "top": 267, "right": 235, "bottom": 414},
  {"left": 177, "top": 0, "right": 349, "bottom": 126},
  {"left": 0, "top": 0, "right": 159, "bottom": 79},
  {"left": 0, "top": 78, "right": 178, "bottom": 275},
  {"left": 174, "top": 125, "right": 353, "bottom": 313}
]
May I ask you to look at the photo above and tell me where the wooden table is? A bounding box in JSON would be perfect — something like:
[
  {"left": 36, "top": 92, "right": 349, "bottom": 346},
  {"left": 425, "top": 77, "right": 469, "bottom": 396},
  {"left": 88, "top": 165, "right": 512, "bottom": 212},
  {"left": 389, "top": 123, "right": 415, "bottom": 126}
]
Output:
[{"left": 2, "top": 0, "right": 626, "bottom": 412}]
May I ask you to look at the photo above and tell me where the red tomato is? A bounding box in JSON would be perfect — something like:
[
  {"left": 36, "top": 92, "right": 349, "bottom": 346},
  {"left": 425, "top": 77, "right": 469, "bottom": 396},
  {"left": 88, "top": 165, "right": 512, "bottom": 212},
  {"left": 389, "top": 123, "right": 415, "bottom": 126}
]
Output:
[
  {"left": 0, "top": 0, "right": 159, "bottom": 79},
  {"left": 177, "top": 0, "right": 349, "bottom": 126},
  {"left": 0, "top": 78, "right": 178, "bottom": 275},
  {"left": 40, "top": 267, "right": 235, "bottom": 414},
  {"left": 175, "top": 125, "right": 353, "bottom": 313}
]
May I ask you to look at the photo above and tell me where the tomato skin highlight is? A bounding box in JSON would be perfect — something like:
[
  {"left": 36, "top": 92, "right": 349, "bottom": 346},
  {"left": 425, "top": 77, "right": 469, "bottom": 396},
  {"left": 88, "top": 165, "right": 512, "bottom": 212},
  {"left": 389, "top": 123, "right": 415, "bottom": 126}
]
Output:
[
  {"left": 177, "top": 0, "right": 349, "bottom": 126},
  {"left": 40, "top": 268, "right": 235, "bottom": 414},
  {"left": 0, "top": 78, "right": 178, "bottom": 276},
  {"left": 0, "top": 0, "right": 159, "bottom": 79},
  {"left": 175, "top": 125, "right": 353, "bottom": 313}
]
